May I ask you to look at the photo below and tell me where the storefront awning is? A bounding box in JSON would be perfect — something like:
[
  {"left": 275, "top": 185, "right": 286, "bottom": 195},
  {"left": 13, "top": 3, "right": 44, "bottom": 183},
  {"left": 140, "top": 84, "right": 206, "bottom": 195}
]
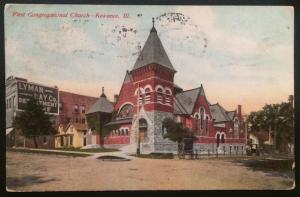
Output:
[{"left": 6, "top": 128, "right": 14, "bottom": 135}]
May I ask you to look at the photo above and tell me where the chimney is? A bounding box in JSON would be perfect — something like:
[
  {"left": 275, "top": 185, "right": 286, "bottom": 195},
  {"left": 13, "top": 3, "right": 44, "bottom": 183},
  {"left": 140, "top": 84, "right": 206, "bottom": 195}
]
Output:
[
  {"left": 114, "top": 94, "right": 119, "bottom": 103},
  {"left": 238, "top": 105, "right": 242, "bottom": 117}
]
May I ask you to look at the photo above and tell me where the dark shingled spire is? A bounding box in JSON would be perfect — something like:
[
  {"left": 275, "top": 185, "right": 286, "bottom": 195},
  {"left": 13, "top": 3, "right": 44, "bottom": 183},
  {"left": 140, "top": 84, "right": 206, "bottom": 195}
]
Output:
[
  {"left": 86, "top": 86, "right": 114, "bottom": 114},
  {"left": 132, "top": 18, "right": 175, "bottom": 72}
]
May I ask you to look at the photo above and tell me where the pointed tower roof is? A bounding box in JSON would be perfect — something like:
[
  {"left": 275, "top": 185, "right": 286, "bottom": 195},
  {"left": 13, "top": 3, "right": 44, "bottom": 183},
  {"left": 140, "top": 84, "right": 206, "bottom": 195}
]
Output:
[
  {"left": 86, "top": 87, "right": 114, "bottom": 114},
  {"left": 132, "top": 18, "right": 175, "bottom": 72}
]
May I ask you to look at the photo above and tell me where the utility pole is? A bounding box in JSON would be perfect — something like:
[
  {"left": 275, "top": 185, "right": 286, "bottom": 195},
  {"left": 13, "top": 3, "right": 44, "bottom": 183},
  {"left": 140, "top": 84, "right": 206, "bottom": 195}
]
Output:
[{"left": 136, "top": 83, "right": 141, "bottom": 156}]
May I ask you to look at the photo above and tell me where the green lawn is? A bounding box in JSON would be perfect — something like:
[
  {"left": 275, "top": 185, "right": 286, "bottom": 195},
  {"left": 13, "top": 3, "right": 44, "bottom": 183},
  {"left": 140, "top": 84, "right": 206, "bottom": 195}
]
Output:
[{"left": 55, "top": 147, "right": 119, "bottom": 153}]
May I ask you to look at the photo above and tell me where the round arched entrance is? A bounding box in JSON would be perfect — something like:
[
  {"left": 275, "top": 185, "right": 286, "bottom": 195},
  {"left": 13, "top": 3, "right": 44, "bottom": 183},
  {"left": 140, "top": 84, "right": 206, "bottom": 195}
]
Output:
[{"left": 139, "top": 118, "right": 148, "bottom": 143}]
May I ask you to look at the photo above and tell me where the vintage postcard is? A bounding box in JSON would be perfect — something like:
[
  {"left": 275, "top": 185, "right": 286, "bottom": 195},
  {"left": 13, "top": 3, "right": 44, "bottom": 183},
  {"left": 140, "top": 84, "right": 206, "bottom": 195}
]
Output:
[{"left": 5, "top": 4, "right": 294, "bottom": 191}]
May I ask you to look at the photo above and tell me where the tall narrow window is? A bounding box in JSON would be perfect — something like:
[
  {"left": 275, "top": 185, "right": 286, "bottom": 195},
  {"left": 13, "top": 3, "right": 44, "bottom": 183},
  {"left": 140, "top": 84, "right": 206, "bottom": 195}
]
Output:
[
  {"left": 194, "top": 114, "right": 200, "bottom": 134},
  {"left": 81, "top": 105, "right": 85, "bottom": 113},
  {"left": 60, "top": 136, "right": 64, "bottom": 146},
  {"left": 70, "top": 136, "right": 73, "bottom": 145},
  {"left": 221, "top": 134, "right": 225, "bottom": 143},
  {"left": 138, "top": 91, "right": 144, "bottom": 105},
  {"left": 157, "top": 88, "right": 163, "bottom": 104},
  {"left": 165, "top": 89, "right": 171, "bottom": 105},
  {"left": 59, "top": 102, "right": 63, "bottom": 111},
  {"left": 74, "top": 104, "right": 78, "bottom": 113},
  {"left": 200, "top": 108, "right": 204, "bottom": 130},
  {"left": 12, "top": 96, "right": 15, "bottom": 108},
  {"left": 216, "top": 133, "right": 220, "bottom": 147},
  {"left": 234, "top": 118, "right": 239, "bottom": 138},
  {"left": 205, "top": 116, "right": 209, "bottom": 134},
  {"left": 144, "top": 88, "right": 151, "bottom": 103}
]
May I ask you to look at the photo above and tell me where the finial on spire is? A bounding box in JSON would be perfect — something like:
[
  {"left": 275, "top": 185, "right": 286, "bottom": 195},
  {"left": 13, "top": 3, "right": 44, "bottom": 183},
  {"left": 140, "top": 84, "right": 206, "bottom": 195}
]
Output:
[
  {"left": 150, "top": 17, "right": 157, "bottom": 33},
  {"left": 100, "top": 86, "right": 106, "bottom": 97},
  {"left": 152, "top": 17, "right": 155, "bottom": 27}
]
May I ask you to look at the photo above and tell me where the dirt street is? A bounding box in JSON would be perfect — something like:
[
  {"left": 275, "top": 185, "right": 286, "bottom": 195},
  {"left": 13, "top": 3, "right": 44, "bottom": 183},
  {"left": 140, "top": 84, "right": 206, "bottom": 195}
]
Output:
[{"left": 6, "top": 151, "right": 294, "bottom": 191}]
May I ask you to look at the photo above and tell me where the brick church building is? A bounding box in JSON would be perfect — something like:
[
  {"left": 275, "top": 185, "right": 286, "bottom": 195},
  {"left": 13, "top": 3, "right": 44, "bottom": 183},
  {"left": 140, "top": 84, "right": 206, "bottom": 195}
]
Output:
[{"left": 91, "top": 20, "right": 246, "bottom": 154}]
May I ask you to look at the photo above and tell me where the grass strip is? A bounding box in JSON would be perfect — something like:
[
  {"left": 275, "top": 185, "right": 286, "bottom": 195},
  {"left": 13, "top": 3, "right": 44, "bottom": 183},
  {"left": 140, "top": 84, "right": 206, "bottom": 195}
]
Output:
[
  {"left": 7, "top": 148, "right": 92, "bottom": 157},
  {"left": 55, "top": 147, "right": 119, "bottom": 153}
]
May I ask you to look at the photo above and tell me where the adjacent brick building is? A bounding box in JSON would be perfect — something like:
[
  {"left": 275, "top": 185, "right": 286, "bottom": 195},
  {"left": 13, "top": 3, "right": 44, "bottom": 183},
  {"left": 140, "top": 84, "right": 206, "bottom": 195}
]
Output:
[{"left": 58, "top": 91, "right": 98, "bottom": 126}]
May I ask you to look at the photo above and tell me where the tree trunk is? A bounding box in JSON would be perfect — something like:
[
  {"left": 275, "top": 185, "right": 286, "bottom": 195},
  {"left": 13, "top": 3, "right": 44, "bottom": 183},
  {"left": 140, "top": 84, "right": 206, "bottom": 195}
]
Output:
[
  {"left": 33, "top": 136, "right": 38, "bottom": 148},
  {"left": 99, "top": 132, "right": 104, "bottom": 148}
]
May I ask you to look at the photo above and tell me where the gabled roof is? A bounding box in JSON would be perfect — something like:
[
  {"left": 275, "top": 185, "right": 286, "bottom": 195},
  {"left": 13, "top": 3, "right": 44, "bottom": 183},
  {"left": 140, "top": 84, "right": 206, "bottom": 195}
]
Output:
[
  {"left": 174, "top": 86, "right": 204, "bottom": 115},
  {"left": 86, "top": 93, "right": 114, "bottom": 114},
  {"left": 174, "top": 97, "right": 188, "bottom": 115},
  {"left": 226, "top": 111, "right": 236, "bottom": 120},
  {"left": 132, "top": 26, "right": 175, "bottom": 72},
  {"left": 209, "top": 103, "right": 231, "bottom": 123},
  {"left": 70, "top": 123, "right": 88, "bottom": 131}
]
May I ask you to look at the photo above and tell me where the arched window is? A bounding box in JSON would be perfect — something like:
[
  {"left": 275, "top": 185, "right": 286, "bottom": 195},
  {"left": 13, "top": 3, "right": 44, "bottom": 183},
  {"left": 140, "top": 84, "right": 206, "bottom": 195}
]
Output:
[
  {"left": 117, "top": 104, "right": 133, "bottom": 119},
  {"left": 139, "top": 92, "right": 145, "bottom": 105},
  {"left": 221, "top": 133, "right": 225, "bottom": 143},
  {"left": 205, "top": 116, "right": 209, "bottom": 134},
  {"left": 139, "top": 119, "right": 148, "bottom": 142},
  {"left": 165, "top": 89, "right": 172, "bottom": 105},
  {"left": 134, "top": 88, "right": 145, "bottom": 105},
  {"left": 144, "top": 87, "right": 151, "bottom": 103},
  {"left": 234, "top": 118, "right": 239, "bottom": 133},
  {"left": 157, "top": 88, "right": 163, "bottom": 104},
  {"left": 216, "top": 133, "right": 220, "bottom": 147},
  {"left": 194, "top": 114, "right": 200, "bottom": 134}
]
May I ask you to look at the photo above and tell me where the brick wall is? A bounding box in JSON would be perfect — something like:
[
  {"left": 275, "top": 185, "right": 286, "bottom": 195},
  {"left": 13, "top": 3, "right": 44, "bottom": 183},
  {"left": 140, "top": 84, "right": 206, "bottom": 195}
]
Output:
[{"left": 58, "top": 91, "right": 98, "bottom": 125}]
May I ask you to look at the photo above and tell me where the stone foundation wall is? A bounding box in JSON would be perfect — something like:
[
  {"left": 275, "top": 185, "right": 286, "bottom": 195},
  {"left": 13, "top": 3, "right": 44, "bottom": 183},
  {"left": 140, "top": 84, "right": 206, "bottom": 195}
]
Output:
[{"left": 152, "top": 111, "right": 177, "bottom": 153}]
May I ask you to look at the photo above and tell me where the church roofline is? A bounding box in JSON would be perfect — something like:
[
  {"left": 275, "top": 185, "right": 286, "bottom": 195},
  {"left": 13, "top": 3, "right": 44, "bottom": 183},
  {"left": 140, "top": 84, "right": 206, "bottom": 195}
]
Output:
[{"left": 131, "top": 18, "right": 176, "bottom": 72}]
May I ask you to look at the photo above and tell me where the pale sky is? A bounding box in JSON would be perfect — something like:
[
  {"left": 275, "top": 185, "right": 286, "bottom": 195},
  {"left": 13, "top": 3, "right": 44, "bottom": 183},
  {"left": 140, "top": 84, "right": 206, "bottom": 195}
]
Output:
[{"left": 5, "top": 5, "right": 294, "bottom": 114}]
